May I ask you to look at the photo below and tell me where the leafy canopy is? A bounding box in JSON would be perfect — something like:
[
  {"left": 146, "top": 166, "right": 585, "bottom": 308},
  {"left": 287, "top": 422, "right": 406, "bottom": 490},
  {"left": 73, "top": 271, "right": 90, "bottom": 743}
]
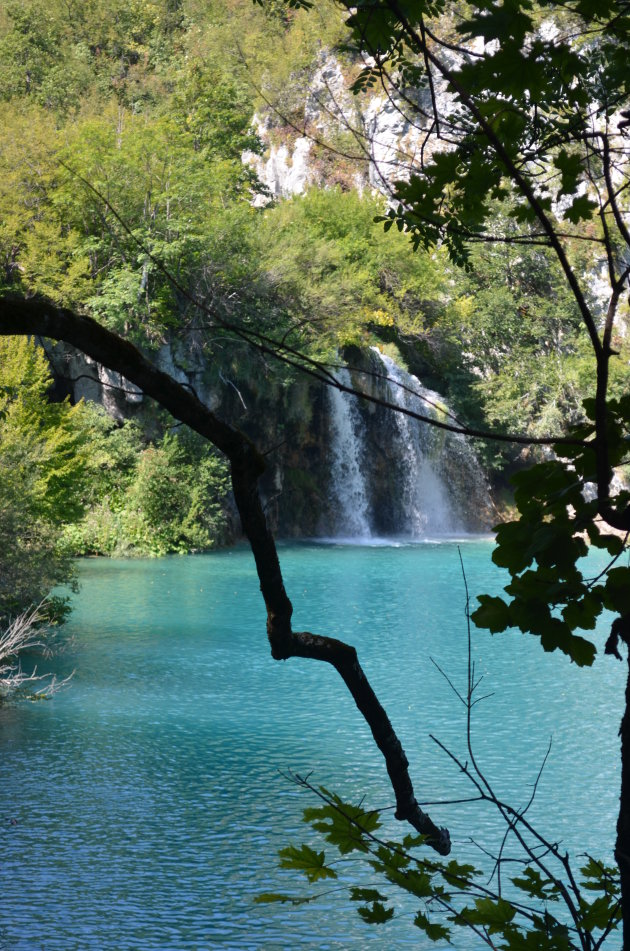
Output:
[
  {"left": 0, "top": 337, "right": 92, "bottom": 621},
  {"left": 259, "top": 780, "right": 621, "bottom": 947}
]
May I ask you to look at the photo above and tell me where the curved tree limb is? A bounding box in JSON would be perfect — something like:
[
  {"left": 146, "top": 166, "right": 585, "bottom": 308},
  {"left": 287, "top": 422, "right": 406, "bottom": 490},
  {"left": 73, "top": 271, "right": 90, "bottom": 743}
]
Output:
[{"left": 0, "top": 293, "right": 450, "bottom": 855}]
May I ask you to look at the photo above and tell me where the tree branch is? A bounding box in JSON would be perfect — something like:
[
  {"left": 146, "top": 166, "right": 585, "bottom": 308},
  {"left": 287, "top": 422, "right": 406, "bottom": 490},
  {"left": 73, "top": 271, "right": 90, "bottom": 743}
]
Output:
[
  {"left": 0, "top": 293, "right": 450, "bottom": 855},
  {"left": 376, "top": 0, "right": 604, "bottom": 362}
]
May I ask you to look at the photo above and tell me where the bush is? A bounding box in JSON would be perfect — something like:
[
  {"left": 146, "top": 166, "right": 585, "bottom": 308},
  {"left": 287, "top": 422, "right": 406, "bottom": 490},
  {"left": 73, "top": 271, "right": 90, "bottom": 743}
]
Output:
[{"left": 65, "top": 426, "right": 231, "bottom": 557}]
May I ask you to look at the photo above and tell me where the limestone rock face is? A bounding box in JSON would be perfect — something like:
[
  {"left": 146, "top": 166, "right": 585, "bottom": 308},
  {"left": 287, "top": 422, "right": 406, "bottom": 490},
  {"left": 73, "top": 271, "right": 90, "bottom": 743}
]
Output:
[
  {"left": 43, "top": 341, "right": 143, "bottom": 421},
  {"left": 43, "top": 335, "right": 493, "bottom": 539},
  {"left": 243, "top": 121, "right": 314, "bottom": 202},
  {"left": 244, "top": 49, "right": 456, "bottom": 200}
]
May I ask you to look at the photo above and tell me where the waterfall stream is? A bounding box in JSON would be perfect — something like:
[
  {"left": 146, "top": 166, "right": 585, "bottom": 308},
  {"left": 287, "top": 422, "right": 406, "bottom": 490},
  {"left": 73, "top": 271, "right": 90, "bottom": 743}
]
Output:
[
  {"left": 376, "top": 352, "right": 458, "bottom": 534},
  {"left": 327, "top": 368, "right": 372, "bottom": 538},
  {"left": 326, "top": 352, "right": 490, "bottom": 538}
]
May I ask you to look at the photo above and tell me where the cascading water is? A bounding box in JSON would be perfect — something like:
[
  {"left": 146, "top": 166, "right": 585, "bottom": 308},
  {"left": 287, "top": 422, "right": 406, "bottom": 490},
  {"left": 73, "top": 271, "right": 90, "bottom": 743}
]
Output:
[
  {"left": 327, "top": 368, "right": 372, "bottom": 538},
  {"left": 325, "top": 351, "right": 491, "bottom": 539},
  {"left": 375, "top": 351, "right": 458, "bottom": 534}
]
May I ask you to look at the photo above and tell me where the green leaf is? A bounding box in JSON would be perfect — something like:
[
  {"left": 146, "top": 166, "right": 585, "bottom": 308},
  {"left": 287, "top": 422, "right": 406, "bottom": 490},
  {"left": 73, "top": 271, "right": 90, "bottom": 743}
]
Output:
[
  {"left": 578, "top": 895, "right": 621, "bottom": 931},
  {"left": 512, "top": 867, "right": 561, "bottom": 901},
  {"left": 564, "top": 194, "right": 598, "bottom": 224},
  {"left": 500, "top": 920, "right": 572, "bottom": 950},
  {"left": 254, "top": 892, "right": 314, "bottom": 905},
  {"left": 278, "top": 843, "right": 337, "bottom": 883},
  {"left": 414, "top": 910, "right": 450, "bottom": 941},
  {"left": 302, "top": 794, "right": 381, "bottom": 854},
  {"left": 383, "top": 866, "right": 433, "bottom": 899},
  {"left": 586, "top": 524, "right": 625, "bottom": 555},
  {"left": 349, "top": 887, "right": 389, "bottom": 903},
  {"left": 554, "top": 149, "right": 583, "bottom": 197},
  {"left": 441, "top": 859, "right": 480, "bottom": 888},
  {"left": 561, "top": 592, "right": 603, "bottom": 631},
  {"left": 357, "top": 901, "right": 395, "bottom": 925},
  {"left": 456, "top": 5, "right": 534, "bottom": 45},
  {"left": 401, "top": 833, "right": 426, "bottom": 850},
  {"left": 563, "top": 633, "right": 596, "bottom": 667},
  {"left": 602, "top": 566, "right": 630, "bottom": 615},
  {"left": 580, "top": 858, "right": 621, "bottom": 893},
  {"left": 455, "top": 896, "right": 516, "bottom": 933},
  {"left": 472, "top": 594, "right": 511, "bottom": 632}
]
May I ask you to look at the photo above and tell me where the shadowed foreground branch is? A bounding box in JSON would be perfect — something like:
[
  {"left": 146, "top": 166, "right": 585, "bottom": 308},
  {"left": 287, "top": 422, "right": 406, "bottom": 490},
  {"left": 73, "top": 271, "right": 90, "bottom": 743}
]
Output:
[{"left": 0, "top": 294, "right": 450, "bottom": 855}]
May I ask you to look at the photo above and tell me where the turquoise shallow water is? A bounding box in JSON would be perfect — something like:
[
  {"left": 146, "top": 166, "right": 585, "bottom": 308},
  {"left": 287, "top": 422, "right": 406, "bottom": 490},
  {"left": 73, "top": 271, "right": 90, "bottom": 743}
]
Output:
[{"left": 0, "top": 540, "right": 625, "bottom": 949}]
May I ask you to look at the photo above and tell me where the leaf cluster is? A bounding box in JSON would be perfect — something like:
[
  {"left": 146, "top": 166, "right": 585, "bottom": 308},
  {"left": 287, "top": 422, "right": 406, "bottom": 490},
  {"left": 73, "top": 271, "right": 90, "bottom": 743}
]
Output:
[
  {"left": 64, "top": 418, "right": 231, "bottom": 558},
  {"left": 473, "top": 398, "right": 630, "bottom": 665},
  {"left": 341, "top": 0, "right": 630, "bottom": 266},
  {"left": 258, "top": 781, "right": 621, "bottom": 947}
]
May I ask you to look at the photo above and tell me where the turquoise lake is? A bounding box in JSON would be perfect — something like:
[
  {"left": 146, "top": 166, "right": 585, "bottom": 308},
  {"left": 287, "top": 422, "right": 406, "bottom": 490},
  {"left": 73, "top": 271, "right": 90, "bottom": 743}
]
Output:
[{"left": 0, "top": 540, "right": 625, "bottom": 949}]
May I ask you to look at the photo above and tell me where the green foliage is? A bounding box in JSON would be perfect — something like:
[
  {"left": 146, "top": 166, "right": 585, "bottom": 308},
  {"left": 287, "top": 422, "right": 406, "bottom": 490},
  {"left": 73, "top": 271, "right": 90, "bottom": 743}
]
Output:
[
  {"left": 0, "top": 337, "right": 91, "bottom": 622},
  {"left": 422, "top": 228, "right": 613, "bottom": 465},
  {"left": 258, "top": 187, "right": 452, "bottom": 350},
  {"left": 352, "top": 2, "right": 628, "bottom": 264},
  {"left": 0, "top": 0, "right": 621, "bottom": 459},
  {"left": 1, "top": 104, "right": 260, "bottom": 344},
  {"left": 299, "top": 0, "right": 630, "bottom": 457},
  {"left": 0, "top": 0, "right": 185, "bottom": 114},
  {"left": 253, "top": 188, "right": 619, "bottom": 470},
  {"left": 65, "top": 421, "right": 230, "bottom": 557},
  {"left": 303, "top": 787, "right": 382, "bottom": 853},
  {"left": 0, "top": 0, "right": 270, "bottom": 349},
  {"left": 260, "top": 780, "right": 621, "bottom": 947},
  {"left": 122, "top": 432, "right": 230, "bottom": 555},
  {"left": 473, "top": 396, "right": 630, "bottom": 666},
  {"left": 279, "top": 842, "right": 337, "bottom": 882}
]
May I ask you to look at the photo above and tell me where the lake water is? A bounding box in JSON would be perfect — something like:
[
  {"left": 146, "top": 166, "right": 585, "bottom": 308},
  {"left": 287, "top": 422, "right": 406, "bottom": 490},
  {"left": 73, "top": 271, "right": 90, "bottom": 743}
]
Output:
[{"left": 0, "top": 540, "right": 625, "bottom": 949}]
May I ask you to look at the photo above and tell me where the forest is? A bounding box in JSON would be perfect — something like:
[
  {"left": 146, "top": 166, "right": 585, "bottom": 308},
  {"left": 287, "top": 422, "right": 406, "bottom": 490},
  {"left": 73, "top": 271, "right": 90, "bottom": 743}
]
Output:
[
  {"left": 2, "top": 0, "right": 625, "bottom": 588},
  {"left": 1, "top": 0, "right": 630, "bottom": 948}
]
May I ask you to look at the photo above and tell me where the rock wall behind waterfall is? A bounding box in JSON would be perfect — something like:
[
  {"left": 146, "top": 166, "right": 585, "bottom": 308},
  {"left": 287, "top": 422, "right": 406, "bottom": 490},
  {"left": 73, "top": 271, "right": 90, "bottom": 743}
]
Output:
[
  {"left": 321, "top": 349, "right": 494, "bottom": 537},
  {"left": 43, "top": 337, "right": 495, "bottom": 539}
]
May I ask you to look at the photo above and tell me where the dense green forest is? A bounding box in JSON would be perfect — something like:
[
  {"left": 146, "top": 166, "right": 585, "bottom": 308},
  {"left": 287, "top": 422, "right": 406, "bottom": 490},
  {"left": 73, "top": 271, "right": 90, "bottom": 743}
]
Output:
[{"left": 0, "top": 0, "right": 627, "bottom": 613}]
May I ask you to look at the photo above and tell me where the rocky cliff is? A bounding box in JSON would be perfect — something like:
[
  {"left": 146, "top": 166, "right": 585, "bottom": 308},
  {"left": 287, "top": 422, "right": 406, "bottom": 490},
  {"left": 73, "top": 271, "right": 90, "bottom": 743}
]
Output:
[{"left": 43, "top": 334, "right": 495, "bottom": 538}]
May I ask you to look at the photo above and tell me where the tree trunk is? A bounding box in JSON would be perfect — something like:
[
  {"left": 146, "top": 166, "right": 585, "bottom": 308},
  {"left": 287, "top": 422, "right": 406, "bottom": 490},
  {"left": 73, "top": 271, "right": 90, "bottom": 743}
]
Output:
[
  {"left": 611, "top": 616, "right": 630, "bottom": 946},
  {"left": 618, "top": 653, "right": 630, "bottom": 947}
]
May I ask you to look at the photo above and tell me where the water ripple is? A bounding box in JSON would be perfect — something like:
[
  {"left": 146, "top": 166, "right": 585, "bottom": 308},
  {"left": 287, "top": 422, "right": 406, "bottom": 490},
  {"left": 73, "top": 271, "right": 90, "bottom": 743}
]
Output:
[{"left": 0, "top": 545, "right": 623, "bottom": 949}]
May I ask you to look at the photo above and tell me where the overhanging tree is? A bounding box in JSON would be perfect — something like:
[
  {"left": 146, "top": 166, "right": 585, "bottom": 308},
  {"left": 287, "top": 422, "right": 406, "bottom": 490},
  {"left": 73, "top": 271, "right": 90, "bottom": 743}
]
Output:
[{"left": 0, "top": 296, "right": 453, "bottom": 854}]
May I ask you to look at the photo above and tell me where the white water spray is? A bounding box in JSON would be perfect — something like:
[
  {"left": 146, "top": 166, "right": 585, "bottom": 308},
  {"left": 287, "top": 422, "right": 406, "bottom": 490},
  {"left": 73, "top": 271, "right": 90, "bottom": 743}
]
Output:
[
  {"left": 326, "top": 352, "right": 490, "bottom": 539},
  {"left": 376, "top": 352, "right": 457, "bottom": 534},
  {"left": 327, "top": 369, "right": 372, "bottom": 538}
]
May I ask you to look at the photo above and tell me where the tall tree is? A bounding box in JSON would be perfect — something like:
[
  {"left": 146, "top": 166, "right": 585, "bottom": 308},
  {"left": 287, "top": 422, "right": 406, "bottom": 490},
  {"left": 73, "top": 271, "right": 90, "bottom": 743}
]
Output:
[{"left": 0, "top": 336, "right": 89, "bottom": 622}]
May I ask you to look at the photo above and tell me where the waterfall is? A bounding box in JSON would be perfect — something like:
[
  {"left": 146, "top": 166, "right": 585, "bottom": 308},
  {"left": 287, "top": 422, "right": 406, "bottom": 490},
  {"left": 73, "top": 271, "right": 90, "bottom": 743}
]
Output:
[
  {"left": 327, "top": 369, "right": 372, "bottom": 538},
  {"left": 325, "top": 351, "right": 490, "bottom": 539},
  {"left": 375, "top": 352, "right": 458, "bottom": 534}
]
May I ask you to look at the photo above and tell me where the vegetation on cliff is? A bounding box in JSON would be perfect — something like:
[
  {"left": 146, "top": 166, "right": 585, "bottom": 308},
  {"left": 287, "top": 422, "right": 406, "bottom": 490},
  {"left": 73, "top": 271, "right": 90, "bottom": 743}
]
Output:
[{"left": 0, "top": 0, "right": 616, "bottom": 456}]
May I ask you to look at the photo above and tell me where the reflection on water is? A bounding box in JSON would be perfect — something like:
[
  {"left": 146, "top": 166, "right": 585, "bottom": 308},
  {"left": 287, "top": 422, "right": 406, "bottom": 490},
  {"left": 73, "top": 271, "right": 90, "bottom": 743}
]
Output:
[{"left": 0, "top": 542, "right": 624, "bottom": 949}]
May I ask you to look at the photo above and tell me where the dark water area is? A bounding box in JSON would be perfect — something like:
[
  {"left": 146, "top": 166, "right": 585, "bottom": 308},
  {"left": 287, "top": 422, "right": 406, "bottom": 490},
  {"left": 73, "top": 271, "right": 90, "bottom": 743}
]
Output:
[{"left": 0, "top": 541, "right": 624, "bottom": 948}]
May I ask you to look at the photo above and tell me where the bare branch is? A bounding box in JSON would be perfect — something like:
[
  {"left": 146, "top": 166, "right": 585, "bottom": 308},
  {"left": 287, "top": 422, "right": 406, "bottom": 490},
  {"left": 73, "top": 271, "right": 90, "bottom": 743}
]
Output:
[{"left": 0, "top": 606, "right": 73, "bottom": 700}]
